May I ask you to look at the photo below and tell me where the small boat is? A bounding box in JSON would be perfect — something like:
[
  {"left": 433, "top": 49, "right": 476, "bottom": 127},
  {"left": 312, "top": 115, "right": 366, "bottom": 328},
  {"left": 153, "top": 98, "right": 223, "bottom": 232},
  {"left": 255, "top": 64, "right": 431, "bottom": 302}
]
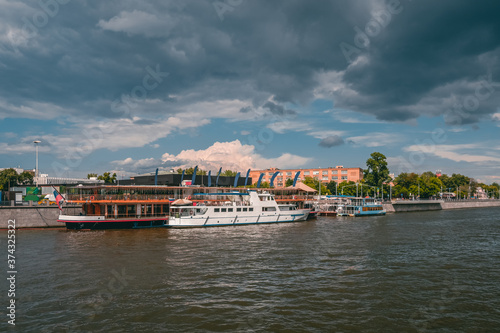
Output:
[
  {"left": 168, "top": 190, "right": 310, "bottom": 228},
  {"left": 336, "top": 197, "right": 386, "bottom": 217},
  {"left": 58, "top": 200, "right": 170, "bottom": 230}
]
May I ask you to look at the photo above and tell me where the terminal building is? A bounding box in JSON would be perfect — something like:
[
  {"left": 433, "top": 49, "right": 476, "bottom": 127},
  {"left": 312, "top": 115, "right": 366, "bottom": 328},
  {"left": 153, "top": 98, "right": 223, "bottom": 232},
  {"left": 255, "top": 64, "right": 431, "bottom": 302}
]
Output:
[
  {"left": 249, "top": 166, "right": 363, "bottom": 187},
  {"left": 120, "top": 170, "right": 250, "bottom": 187}
]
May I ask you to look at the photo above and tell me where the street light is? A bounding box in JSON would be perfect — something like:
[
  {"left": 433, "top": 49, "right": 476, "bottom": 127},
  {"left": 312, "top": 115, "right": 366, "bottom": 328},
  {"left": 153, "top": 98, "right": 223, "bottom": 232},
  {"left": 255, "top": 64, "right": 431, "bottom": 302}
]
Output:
[{"left": 33, "top": 140, "right": 41, "bottom": 186}]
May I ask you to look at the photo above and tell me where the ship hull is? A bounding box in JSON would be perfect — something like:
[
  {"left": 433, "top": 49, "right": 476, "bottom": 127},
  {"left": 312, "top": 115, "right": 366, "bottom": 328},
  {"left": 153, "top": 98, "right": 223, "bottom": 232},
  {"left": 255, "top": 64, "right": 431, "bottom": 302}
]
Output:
[
  {"left": 168, "top": 211, "right": 309, "bottom": 228},
  {"left": 58, "top": 216, "right": 168, "bottom": 230}
]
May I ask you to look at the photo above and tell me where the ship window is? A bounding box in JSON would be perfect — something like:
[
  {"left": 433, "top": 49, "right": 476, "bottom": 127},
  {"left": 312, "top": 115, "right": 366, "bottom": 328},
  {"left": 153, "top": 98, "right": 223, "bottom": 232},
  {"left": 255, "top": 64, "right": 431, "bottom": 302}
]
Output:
[
  {"left": 162, "top": 205, "right": 169, "bottom": 214},
  {"left": 237, "top": 208, "right": 241, "bottom": 212},
  {"left": 228, "top": 208, "right": 233, "bottom": 212},
  {"left": 214, "top": 208, "right": 220, "bottom": 212},
  {"left": 243, "top": 208, "right": 248, "bottom": 212},
  {"left": 127, "top": 205, "right": 136, "bottom": 216},
  {"left": 107, "top": 205, "right": 113, "bottom": 216},
  {"left": 221, "top": 208, "right": 227, "bottom": 212},
  {"left": 143, "top": 205, "right": 152, "bottom": 216},
  {"left": 118, "top": 205, "right": 126, "bottom": 217},
  {"left": 249, "top": 208, "right": 253, "bottom": 212}
]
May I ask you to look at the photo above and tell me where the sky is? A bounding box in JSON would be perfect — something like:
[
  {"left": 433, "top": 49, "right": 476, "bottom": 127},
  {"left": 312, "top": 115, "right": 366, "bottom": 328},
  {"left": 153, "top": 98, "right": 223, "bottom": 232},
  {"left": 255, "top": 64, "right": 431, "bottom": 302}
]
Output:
[{"left": 1, "top": 0, "right": 499, "bottom": 184}]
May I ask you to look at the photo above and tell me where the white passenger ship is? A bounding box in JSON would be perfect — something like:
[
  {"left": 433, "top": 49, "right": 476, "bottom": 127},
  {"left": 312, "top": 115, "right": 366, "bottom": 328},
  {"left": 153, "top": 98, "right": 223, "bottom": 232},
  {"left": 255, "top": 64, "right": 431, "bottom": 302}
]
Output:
[{"left": 168, "top": 190, "right": 310, "bottom": 228}]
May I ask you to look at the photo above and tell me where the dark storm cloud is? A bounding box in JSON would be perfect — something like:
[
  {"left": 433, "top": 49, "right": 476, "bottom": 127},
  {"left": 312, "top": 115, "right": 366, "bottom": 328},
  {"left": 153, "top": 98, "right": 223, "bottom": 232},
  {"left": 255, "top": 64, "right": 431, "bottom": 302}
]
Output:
[
  {"left": 318, "top": 135, "right": 344, "bottom": 148},
  {"left": 334, "top": 0, "right": 500, "bottom": 123},
  {"left": 262, "top": 101, "right": 297, "bottom": 116},
  {"left": 1, "top": 0, "right": 499, "bottom": 124}
]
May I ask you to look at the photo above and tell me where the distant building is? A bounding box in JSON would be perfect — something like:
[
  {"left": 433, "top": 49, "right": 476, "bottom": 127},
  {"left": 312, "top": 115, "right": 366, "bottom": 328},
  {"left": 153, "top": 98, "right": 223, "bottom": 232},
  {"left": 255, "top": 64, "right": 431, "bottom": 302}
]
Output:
[
  {"left": 35, "top": 174, "right": 104, "bottom": 185},
  {"left": 120, "top": 171, "right": 250, "bottom": 187},
  {"left": 0, "top": 167, "right": 32, "bottom": 175},
  {"left": 249, "top": 166, "right": 363, "bottom": 188},
  {"left": 475, "top": 187, "right": 488, "bottom": 199}
]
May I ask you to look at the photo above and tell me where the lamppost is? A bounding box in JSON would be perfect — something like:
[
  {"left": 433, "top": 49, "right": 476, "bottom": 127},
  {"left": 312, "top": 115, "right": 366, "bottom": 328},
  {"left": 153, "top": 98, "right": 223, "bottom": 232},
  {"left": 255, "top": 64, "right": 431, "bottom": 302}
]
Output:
[{"left": 33, "top": 140, "right": 41, "bottom": 186}]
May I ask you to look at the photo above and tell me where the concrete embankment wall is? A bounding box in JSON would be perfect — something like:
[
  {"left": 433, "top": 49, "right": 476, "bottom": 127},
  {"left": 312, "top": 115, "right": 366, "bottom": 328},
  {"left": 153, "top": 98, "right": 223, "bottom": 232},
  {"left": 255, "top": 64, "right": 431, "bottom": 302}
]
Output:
[
  {"left": 0, "top": 206, "right": 81, "bottom": 228},
  {"left": 385, "top": 200, "right": 500, "bottom": 213},
  {"left": 383, "top": 203, "right": 395, "bottom": 213},
  {"left": 392, "top": 200, "right": 443, "bottom": 213},
  {"left": 441, "top": 200, "right": 500, "bottom": 210}
]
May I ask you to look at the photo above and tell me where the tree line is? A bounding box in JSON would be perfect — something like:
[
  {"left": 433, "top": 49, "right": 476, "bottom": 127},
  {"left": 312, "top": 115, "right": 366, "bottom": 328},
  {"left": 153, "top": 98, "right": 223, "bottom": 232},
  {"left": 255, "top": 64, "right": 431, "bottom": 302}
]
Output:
[{"left": 0, "top": 168, "right": 34, "bottom": 191}]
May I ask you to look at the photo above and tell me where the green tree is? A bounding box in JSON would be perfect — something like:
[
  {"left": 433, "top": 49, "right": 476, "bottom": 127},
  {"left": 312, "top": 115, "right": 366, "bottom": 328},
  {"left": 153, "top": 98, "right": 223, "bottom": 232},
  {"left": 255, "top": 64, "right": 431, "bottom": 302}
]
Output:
[
  {"left": 222, "top": 170, "right": 237, "bottom": 177},
  {"left": 285, "top": 178, "right": 294, "bottom": 187},
  {"left": 302, "top": 176, "right": 330, "bottom": 194},
  {"left": 417, "top": 172, "right": 443, "bottom": 198},
  {"left": 18, "top": 171, "right": 34, "bottom": 185},
  {"left": 364, "top": 152, "right": 391, "bottom": 189},
  {"left": 0, "top": 168, "right": 19, "bottom": 191},
  {"left": 326, "top": 181, "right": 339, "bottom": 195},
  {"left": 177, "top": 167, "right": 207, "bottom": 175},
  {"left": 87, "top": 173, "right": 98, "bottom": 179},
  {"left": 338, "top": 181, "right": 356, "bottom": 196},
  {"left": 393, "top": 172, "right": 443, "bottom": 199},
  {"left": 98, "top": 172, "right": 117, "bottom": 184}
]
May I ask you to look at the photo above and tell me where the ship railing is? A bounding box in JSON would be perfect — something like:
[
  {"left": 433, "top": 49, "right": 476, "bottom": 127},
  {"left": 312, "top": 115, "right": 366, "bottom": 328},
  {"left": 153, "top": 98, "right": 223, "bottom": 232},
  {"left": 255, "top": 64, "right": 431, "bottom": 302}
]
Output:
[
  {"left": 274, "top": 195, "right": 312, "bottom": 200},
  {"left": 66, "top": 194, "right": 174, "bottom": 201}
]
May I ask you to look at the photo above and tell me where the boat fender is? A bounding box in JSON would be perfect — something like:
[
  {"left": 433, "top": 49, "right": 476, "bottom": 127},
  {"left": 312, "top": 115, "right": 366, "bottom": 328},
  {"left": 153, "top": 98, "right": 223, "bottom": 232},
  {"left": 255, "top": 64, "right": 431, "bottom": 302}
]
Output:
[
  {"left": 293, "top": 195, "right": 297, "bottom": 199},
  {"left": 90, "top": 196, "right": 95, "bottom": 201},
  {"left": 188, "top": 196, "right": 192, "bottom": 200}
]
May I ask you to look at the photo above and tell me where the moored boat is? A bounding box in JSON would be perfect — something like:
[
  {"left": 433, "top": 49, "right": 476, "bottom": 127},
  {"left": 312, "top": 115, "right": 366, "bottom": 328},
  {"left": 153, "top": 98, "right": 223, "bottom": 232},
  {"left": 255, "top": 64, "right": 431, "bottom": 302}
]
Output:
[
  {"left": 336, "top": 197, "right": 386, "bottom": 217},
  {"left": 58, "top": 200, "right": 170, "bottom": 230},
  {"left": 57, "top": 185, "right": 174, "bottom": 230},
  {"left": 168, "top": 190, "right": 310, "bottom": 228}
]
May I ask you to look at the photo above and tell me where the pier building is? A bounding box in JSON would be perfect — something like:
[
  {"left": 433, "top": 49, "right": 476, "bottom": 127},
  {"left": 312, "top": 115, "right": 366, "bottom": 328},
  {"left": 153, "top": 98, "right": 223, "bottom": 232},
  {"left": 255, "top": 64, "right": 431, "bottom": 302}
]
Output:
[{"left": 249, "top": 166, "right": 363, "bottom": 187}]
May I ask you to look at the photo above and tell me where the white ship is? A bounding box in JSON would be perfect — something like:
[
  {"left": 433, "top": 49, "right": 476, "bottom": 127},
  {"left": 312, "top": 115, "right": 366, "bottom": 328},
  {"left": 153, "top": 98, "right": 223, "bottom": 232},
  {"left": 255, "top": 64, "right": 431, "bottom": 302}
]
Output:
[{"left": 168, "top": 190, "right": 310, "bottom": 228}]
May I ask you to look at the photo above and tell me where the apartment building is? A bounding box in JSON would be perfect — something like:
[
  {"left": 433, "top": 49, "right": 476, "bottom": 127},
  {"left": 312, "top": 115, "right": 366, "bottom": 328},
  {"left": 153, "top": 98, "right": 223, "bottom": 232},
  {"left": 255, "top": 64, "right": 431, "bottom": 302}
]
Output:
[{"left": 249, "top": 166, "right": 363, "bottom": 188}]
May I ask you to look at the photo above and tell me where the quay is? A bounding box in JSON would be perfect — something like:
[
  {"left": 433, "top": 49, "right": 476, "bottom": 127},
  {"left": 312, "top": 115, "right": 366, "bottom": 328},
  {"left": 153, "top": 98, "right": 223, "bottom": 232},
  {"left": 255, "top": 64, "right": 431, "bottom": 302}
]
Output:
[
  {"left": 2, "top": 197, "right": 500, "bottom": 229},
  {"left": 0, "top": 205, "right": 81, "bottom": 228}
]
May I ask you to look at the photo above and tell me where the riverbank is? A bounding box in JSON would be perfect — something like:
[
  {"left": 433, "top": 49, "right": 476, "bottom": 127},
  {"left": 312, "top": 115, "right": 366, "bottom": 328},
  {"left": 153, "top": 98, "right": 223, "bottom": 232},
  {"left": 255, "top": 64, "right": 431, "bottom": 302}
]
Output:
[
  {"left": 0, "top": 205, "right": 81, "bottom": 228},
  {"left": 1, "top": 200, "right": 499, "bottom": 228},
  {"left": 384, "top": 199, "right": 500, "bottom": 213}
]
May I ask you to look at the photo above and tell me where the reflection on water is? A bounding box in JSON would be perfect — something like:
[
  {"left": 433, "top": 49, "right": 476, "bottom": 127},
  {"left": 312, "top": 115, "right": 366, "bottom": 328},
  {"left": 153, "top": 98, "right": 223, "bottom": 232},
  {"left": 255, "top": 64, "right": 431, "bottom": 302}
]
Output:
[{"left": 4, "top": 207, "right": 500, "bottom": 332}]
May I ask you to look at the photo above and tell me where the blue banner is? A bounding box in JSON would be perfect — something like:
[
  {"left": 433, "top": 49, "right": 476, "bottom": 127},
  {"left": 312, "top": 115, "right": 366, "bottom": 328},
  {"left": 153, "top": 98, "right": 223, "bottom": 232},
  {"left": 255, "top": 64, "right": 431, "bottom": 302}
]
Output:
[
  {"left": 256, "top": 173, "right": 264, "bottom": 188},
  {"left": 191, "top": 166, "right": 198, "bottom": 185},
  {"left": 292, "top": 171, "right": 300, "bottom": 187},
  {"left": 270, "top": 171, "right": 279, "bottom": 187},
  {"left": 208, "top": 170, "right": 212, "bottom": 187},
  {"left": 215, "top": 167, "right": 222, "bottom": 187},
  {"left": 233, "top": 172, "right": 240, "bottom": 188},
  {"left": 244, "top": 169, "right": 250, "bottom": 187},
  {"left": 154, "top": 168, "right": 158, "bottom": 186},
  {"left": 180, "top": 170, "right": 185, "bottom": 184}
]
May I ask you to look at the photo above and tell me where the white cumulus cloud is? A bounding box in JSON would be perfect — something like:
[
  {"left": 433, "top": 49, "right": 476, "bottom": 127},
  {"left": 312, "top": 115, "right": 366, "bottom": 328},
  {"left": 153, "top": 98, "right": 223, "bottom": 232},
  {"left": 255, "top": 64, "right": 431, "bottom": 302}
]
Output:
[
  {"left": 97, "top": 10, "right": 175, "bottom": 38},
  {"left": 112, "top": 140, "right": 312, "bottom": 173}
]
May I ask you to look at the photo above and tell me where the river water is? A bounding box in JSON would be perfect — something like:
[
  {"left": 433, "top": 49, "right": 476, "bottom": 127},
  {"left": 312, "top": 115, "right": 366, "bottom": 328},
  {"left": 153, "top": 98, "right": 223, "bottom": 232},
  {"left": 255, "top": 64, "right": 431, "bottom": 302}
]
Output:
[{"left": 3, "top": 207, "right": 500, "bottom": 332}]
